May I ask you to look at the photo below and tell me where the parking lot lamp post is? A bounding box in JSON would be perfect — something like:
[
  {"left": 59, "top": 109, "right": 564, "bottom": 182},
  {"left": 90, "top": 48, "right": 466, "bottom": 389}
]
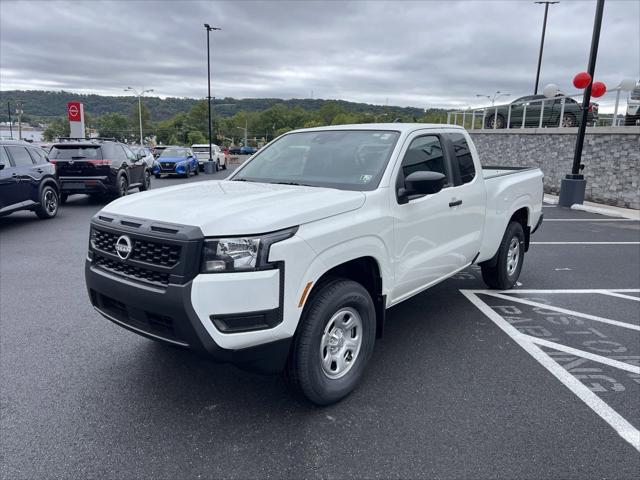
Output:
[
  {"left": 125, "top": 87, "right": 153, "bottom": 145},
  {"left": 204, "top": 24, "right": 221, "bottom": 165},
  {"left": 534, "top": 1, "right": 559, "bottom": 95},
  {"left": 559, "top": 0, "right": 604, "bottom": 207}
]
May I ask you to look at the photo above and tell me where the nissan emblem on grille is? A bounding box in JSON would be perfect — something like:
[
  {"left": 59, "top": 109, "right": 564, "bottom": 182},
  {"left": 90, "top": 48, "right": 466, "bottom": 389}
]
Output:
[{"left": 114, "top": 235, "right": 133, "bottom": 260}]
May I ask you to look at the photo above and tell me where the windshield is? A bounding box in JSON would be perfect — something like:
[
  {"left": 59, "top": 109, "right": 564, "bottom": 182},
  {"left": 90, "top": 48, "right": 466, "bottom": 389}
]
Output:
[
  {"left": 160, "top": 148, "right": 190, "bottom": 158},
  {"left": 50, "top": 145, "right": 102, "bottom": 160},
  {"left": 232, "top": 130, "right": 400, "bottom": 191}
]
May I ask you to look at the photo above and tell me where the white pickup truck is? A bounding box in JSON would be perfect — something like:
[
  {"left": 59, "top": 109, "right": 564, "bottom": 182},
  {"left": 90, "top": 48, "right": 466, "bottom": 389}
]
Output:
[{"left": 85, "top": 124, "right": 543, "bottom": 404}]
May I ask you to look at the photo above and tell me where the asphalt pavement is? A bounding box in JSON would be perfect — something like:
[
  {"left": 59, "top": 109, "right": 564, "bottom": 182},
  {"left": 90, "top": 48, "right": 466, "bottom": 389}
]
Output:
[{"left": 1, "top": 170, "right": 639, "bottom": 480}]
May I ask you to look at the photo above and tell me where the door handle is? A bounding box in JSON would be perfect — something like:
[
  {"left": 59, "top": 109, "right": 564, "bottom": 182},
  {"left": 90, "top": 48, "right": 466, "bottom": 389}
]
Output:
[{"left": 449, "top": 200, "right": 463, "bottom": 207}]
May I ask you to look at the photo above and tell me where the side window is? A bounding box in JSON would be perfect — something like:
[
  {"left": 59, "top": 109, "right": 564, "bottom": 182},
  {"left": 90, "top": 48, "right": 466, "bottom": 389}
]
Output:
[
  {"left": 0, "top": 146, "right": 11, "bottom": 168},
  {"left": 28, "top": 148, "right": 47, "bottom": 164},
  {"left": 447, "top": 133, "right": 476, "bottom": 184},
  {"left": 6, "top": 146, "right": 35, "bottom": 166},
  {"left": 123, "top": 146, "right": 136, "bottom": 161},
  {"left": 400, "top": 135, "right": 450, "bottom": 186},
  {"left": 114, "top": 145, "right": 127, "bottom": 161}
]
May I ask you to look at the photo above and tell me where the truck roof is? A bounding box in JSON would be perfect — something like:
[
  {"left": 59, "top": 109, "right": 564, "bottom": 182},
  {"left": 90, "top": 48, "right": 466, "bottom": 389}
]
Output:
[{"left": 292, "top": 123, "right": 465, "bottom": 134}]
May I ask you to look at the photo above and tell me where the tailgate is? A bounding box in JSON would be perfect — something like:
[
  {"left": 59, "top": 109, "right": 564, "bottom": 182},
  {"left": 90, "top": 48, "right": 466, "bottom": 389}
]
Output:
[{"left": 50, "top": 144, "right": 109, "bottom": 177}]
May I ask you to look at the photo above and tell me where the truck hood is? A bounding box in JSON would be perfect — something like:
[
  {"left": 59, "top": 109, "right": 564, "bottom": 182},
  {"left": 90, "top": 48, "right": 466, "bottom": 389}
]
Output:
[{"left": 101, "top": 180, "right": 366, "bottom": 236}]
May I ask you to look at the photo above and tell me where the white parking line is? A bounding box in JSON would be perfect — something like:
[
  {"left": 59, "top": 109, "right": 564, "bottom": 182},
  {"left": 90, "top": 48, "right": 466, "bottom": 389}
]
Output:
[
  {"left": 475, "top": 291, "right": 640, "bottom": 331},
  {"left": 498, "top": 289, "right": 640, "bottom": 294},
  {"left": 461, "top": 290, "right": 640, "bottom": 452},
  {"left": 599, "top": 291, "right": 640, "bottom": 302},
  {"left": 523, "top": 337, "right": 640, "bottom": 374},
  {"left": 531, "top": 242, "right": 640, "bottom": 245}
]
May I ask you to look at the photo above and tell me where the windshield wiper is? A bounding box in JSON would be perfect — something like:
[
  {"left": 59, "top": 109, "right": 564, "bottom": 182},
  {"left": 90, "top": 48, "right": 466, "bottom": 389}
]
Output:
[{"left": 272, "top": 181, "right": 312, "bottom": 187}]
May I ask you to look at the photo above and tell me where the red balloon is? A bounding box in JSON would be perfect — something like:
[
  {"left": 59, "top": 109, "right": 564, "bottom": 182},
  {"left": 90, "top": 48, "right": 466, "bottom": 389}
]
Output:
[
  {"left": 591, "top": 81, "right": 607, "bottom": 98},
  {"left": 573, "top": 72, "right": 592, "bottom": 89}
]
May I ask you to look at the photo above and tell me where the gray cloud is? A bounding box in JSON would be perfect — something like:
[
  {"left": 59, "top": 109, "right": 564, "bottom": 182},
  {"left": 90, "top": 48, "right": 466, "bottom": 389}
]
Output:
[{"left": 0, "top": 0, "right": 638, "bottom": 111}]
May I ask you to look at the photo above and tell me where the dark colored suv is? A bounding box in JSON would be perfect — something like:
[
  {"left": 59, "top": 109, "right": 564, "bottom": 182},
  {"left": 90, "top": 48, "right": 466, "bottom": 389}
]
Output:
[
  {"left": 0, "top": 140, "right": 60, "bottom": 219},
  {"left": 50, "top": 138, "right": 151, "bottom": 203}
]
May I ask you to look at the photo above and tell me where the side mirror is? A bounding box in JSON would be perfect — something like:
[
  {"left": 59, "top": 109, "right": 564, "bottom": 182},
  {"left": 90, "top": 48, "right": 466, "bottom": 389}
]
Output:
[{"left": 398, "top": 171, "right": 446, "bottom": 203}]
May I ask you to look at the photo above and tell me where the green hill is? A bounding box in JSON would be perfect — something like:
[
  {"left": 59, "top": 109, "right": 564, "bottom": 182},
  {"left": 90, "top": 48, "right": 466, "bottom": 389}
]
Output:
[{"left": 0, "top": 90, "right": 428, "bottom": 123}]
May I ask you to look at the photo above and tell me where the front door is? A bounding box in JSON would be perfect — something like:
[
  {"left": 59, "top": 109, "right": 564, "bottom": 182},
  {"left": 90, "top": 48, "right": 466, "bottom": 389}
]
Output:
[{"left": 390, "top": 132, "right": 468, "bottom": 304}]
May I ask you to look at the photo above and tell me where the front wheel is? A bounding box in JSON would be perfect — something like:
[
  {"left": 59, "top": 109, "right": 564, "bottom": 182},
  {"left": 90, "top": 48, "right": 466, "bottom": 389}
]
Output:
[
  {"left": 114, "top": 173, "right": 128, "bottom": 198},
  {"left": 481, "top": 221, "right": 525, "bottom": 290},
  {"left": 486, "top": 113, "right": 505, "bottom": 129},
  {"left": 35, "top": 185, "right": 59, "bottom": 219},
  {"left": 285, "top": 279, "right": 376, "bottom": 405},
  {"left": 154, "top": 173, "right": 161, "bottom": 179},
  {"left": 562, "top": 113, "right": 577, "bottom": 127}
]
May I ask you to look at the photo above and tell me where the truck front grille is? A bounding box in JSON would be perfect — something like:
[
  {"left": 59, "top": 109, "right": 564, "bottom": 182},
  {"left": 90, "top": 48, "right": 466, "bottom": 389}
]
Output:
[
  {"left": 92, "top": 229, "right": 181, "bottom": 267},
  {"left": 94, "top": 256, "right": 170, "bottom": 287}
]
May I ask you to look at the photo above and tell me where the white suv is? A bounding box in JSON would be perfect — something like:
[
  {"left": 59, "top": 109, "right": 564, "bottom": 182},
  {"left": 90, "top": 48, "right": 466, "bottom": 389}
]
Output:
[{"left": 191, "top": 143, "right": 227, "bottom": 171}]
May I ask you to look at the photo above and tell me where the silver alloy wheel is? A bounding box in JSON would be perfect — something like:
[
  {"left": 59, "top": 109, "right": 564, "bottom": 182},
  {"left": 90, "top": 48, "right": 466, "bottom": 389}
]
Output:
[
  {"left": 506, "top": 237, "right": 520, "bottom": 276},
  {"left": 320, "top": 307, "right": 363, "bottom": 379},
  {"left": 562, "top": 114, "right": 575, "bottom": 127},
  {"left": 44, "top": 189, "right": 57, "bottom": 214}
]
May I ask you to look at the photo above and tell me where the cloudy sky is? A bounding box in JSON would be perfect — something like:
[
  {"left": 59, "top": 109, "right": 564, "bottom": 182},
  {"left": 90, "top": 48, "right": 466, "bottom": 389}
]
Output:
[{"left": 0, "top": 0, "right": 638, "bottom": 110}]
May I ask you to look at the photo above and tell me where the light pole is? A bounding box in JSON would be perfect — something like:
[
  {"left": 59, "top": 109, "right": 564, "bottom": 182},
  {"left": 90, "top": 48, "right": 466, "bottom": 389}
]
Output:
[
  {"left": 235, "top": 120, "right": 248, "bottom": 147},
  {"left": 559, "top": 0, "right": 605, "bottom": 207},
  {"left": 476, "top": 91, "right": 511, "bottom": 106},
  {"left": 124, "top": 87, "right": 153, "bottom": 145},
  {"left": 534, "top": 1, "right": 559, "bottom": 95},
  {"left": 204, "top": 24, "right": 221, "bottom": 166}
]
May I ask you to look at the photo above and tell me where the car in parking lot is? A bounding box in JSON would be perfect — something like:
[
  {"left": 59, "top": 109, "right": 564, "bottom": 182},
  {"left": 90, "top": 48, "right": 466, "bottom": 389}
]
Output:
[
  {"left": 228, "top": 146, "right": 242, "bottom": 155},
  {"left": 50, "top": 138, "right": 151, "bottom": 203},
  {"left": 485, "top": 95, "right": 597, "bottom": 128},
  {"left": 152, "top": 145, "right": 167, "bottom": 158},
  {"left": 85, "top": 123, "right": 543, "bottom": 405},
  {"left": 240, "top": 146, "right": 257, "bottom": 155},
  {"left": 152, "top": 146, "right": 199, "bottom": 178},
  {"left": 132, "top": 146, "right": 155, "bottom": 168},
  {"left": 191, "top": 143, "right": 227, "bottom": 171},
  {"left": 624, "top": 83, "right": 640, "bottom": 126},
  {"left": 0, "top": 139, "right": 60, "bottom": 219}
]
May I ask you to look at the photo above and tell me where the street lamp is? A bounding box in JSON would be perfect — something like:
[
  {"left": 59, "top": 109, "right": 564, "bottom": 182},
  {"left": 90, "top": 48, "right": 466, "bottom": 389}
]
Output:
[
  {"left": 235, "top": 121, "right": 248, "bottom": 147},
  {"left": 476, "top": 91, "right": 511, "bottom": 106},
  {"left": 534, "top": 1, "right": 559, "bottom": 95},
  {"left": 124, "top": 87, "right": 153, "bottom": 145},
  {"left": 204, "top": 24, "right": 221, "bottom": 167}
]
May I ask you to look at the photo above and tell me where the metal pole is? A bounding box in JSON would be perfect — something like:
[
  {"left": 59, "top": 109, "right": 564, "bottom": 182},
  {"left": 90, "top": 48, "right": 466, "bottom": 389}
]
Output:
[
  {"left": 612, "top": 89, "right": 621, "bottom": 126},
  {"left": 17, "top": 102, "right": 23, "bottom": 140},
  {"left": 7, "top": 102, "right": 13, "bottom": 139},
  {"left": 558, "top": 97, "right": 566, "bottom": 127},
  {"left": 571, "top": 0, "right": 604, "bottom": 176},
  {"left": 244, "top": 118, "right": 248, "bottom": 146},
  {"left": 206, "top": 27, "right": 213, "bottom": 162},
  {"left": 138, "top": 95, "right": 143, "bottom": 145},
  {"left": 534, "top": 2, "right": 558, "bottom": 94}
]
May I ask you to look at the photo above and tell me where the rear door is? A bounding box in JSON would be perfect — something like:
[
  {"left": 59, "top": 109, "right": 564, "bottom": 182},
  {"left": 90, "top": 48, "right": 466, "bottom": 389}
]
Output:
[
  {"left": 4, "top": 145, "right": 36, "bottom": 203},
  {"left": 122, "top": 145, "right": 143, "bottom": 183},
  {"left": 390, "top": 131, "right": 466, "bottom": 303},
  {"left": 0, "top": 146, "right": 22, "bottom": 210}
]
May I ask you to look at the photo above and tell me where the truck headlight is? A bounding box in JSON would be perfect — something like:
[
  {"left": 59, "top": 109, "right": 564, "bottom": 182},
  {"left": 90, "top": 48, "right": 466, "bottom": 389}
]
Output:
[{"left": 201, "top": 227, "right": 297, "bottom": 273}]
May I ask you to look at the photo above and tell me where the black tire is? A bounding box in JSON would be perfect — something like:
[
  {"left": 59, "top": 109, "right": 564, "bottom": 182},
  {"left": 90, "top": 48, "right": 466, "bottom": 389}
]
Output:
[
  {"left": 35, "top": 185, "right": 59, "bottom": 219},
  {"left": 222, "top": 162, "right": 227, "bottom": 170},
  {"left": 114, "top": 173, "right": 128, "bottom": 198},
  {"left": 215, "top": 161, "right": 220, "bottom": 172},
  {"left": 60, "top": 193, "right": 68, "bottom": 205},
  {"left": 562, "top": 113, "right": 577, "bottom": 128},
  {"left": 486, "top": 113, "right": 505, "bottom": 129},
  {"left": 139, "top": 170, "right": 151, "bottom": 191},
  {"left": 154, "top": 174, "right": 161, "bottom": 179},
  {"left": 285, "top": 279, "right": 376, "bottom": 405},
  {"left": 194, "top": 165, "right": 199, "bottom": 176},
  {"left": 481, "top": 221, "right": 525, "bottom": 290}
]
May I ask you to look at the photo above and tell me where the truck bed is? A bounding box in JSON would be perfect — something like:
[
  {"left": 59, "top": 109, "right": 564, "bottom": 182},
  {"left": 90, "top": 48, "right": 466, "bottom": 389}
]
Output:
[{"left": 482, "top": 165, "right": 539, "bottom": 179}]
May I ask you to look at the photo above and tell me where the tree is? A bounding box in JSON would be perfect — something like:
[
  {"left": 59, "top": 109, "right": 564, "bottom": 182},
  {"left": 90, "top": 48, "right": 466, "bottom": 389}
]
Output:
[
  {"left": 187, "top": 131, "right": 206, "bottom": 145},
  {"left": 98, "top": 113, "right": 131, "bottom": 142},
  {"left": 42, "top": 117, "right": 70, "bottom": 141}
]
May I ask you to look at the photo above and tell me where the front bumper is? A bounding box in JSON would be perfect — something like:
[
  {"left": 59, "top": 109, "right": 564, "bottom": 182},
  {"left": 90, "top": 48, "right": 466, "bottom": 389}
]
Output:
[{"left": 84, "top": 216, "right": 292, "bottom": 373}]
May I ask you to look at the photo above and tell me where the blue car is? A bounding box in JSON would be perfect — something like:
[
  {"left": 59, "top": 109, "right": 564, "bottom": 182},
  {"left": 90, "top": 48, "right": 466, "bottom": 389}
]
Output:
[{"left": 153, "top": 147, "right": 199, "bottom": 178}]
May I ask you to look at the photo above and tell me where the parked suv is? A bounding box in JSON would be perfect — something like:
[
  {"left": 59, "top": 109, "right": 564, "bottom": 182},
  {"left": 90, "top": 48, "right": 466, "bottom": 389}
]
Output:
[
  {"left": 50, "top": 138, "right": 151, "bottom": 203},
  {"left": 0, "top": 140, "right": 60, "bottom": 219},
  {"left": 624, "top": 84, "right": 640, "bottom": 126}
]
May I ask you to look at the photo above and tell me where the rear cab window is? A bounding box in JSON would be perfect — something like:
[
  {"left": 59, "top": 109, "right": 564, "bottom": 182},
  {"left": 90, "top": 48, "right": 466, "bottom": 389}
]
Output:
[{"left": 445, "top": 132, "right": 476, "bottom": 184}]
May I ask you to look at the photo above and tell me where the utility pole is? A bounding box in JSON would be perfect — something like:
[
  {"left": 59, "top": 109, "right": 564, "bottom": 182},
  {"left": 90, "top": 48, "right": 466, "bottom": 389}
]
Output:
[
  {"left": 7, "top": 102, "right": 13, "bottom": 139},
  {"left": 204, "top": 24, "right": 221, "bottom": 166},
  {"left": 534, "top": 1, "right": 559, "bottom": 95},
  {"left": 16, "top": 102, "right": 23, "bottom": 140},
  {"left": 559, "top": 0, "right": 605, "bottom": 207}
]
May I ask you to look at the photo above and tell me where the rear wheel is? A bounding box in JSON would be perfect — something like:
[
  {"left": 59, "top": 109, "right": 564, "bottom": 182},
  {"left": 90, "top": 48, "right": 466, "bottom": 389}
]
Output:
[
  {"left": 139, "top": 170, "right": 151, "bottom": 191},
  {"left": 114, "top": 173, "right": 128, "bottom": 198},
  {"left": 194, "top": 164, "right": 199, "bottom": 176},
  {"left": 486, "top": 113, "right": 505, "bottom": 129},
  {"left": 154, "top": 174, "right": 161, "bottom": 179},
  {"left": 481, "top": 221, "right": 525, "bottom": 290},
  {"left": 285, "top": 279, "right": 376, "bottom": 405},
  {"left": 35, "top": 185, "right": 59, "bottom": 219}
]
